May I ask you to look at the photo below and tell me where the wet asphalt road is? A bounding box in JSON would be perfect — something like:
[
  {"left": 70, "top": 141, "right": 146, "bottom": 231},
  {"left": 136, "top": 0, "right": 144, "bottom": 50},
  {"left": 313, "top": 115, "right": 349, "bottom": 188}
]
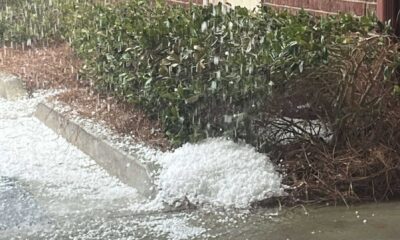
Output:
[{"left": 0, "top": 177, "right": 48, "bottom": 231}]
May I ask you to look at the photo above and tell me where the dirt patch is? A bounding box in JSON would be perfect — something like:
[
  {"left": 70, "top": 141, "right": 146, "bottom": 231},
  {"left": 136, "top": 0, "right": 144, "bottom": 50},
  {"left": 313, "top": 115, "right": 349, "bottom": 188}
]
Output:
[
  {"left": 0, "top": 44, "right": 81, "bottom": 92},
  {"left": 0, "top": 44, "right": 170, "bottom": 150}
]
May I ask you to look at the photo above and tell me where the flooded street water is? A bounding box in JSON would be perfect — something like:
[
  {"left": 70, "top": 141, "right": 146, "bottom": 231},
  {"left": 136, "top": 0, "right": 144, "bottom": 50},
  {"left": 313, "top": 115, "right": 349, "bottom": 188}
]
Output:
[{"left": 1, "top": 95, "right": 400, "bottom": 240}]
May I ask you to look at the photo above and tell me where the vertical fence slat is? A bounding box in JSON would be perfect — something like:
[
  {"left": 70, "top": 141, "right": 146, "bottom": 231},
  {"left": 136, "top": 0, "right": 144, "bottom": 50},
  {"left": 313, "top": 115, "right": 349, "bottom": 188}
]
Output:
[{"left": 377, "top": 0, "right": 399, "bottom": 34}]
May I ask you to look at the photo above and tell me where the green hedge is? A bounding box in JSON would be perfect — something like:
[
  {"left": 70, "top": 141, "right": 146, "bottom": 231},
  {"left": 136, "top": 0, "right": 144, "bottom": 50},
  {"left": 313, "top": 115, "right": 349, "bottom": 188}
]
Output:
[
  {"left": 0, "top": 0, "right": 384, "bottom": 147},
  {"left": 70, "top": 1, "right": 378, "bottom": 146}
]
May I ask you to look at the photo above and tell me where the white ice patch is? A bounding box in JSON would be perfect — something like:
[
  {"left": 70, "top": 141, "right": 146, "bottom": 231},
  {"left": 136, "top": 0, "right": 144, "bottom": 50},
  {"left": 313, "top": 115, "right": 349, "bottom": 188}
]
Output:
[
  {"left": 0, "top": 117, "right": 137, "bottom": 201},
  {"left": 0, "top": 94, "right": 211, "bottom": 240},
  {"left": 0, "top": 90, "right": 59, "bottom": 119},
  {"left": 0, "top": 92, "right": 138, "bottom": 204},
  {"left": 154, "top": 138, "right": 285, "bottom": 209}
]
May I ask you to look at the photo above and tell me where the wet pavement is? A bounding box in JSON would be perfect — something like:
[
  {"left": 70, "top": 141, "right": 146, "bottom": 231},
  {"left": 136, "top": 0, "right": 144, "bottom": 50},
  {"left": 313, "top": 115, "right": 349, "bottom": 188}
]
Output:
[
  {"left": 1, "top": 178, "right": 400, "bottom": 240},
  {"left": 0, "top": 177, "right": 48, "bottom": 232}
]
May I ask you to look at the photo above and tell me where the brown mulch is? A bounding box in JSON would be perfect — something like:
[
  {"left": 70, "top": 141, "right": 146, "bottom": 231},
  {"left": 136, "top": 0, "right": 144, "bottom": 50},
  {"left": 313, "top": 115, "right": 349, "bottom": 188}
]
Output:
[
  {"left": 0, "top": 43, "right": 170, "bottom": 150},
  {"left": 0, "top": 43, "right": 81, "bottom": 92}
]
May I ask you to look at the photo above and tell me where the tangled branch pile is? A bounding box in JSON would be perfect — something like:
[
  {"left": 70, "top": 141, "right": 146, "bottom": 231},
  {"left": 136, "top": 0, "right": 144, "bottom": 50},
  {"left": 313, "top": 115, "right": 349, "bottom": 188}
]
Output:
[{"left": 267, "top": 37, "right": 400, "bottom": 204}]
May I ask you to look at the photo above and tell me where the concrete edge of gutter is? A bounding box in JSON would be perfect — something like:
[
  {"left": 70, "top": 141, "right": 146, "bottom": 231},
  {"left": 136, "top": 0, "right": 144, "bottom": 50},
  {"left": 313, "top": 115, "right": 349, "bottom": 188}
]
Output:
[
  {"left": 34, "top": 102, "right": 157, "bottom": 198},
  {"left": 0, "top": 72, "right": 27, "bottom": 100},
  {"left": 0, "top": 72, "right": 157, "bottom": 198}
]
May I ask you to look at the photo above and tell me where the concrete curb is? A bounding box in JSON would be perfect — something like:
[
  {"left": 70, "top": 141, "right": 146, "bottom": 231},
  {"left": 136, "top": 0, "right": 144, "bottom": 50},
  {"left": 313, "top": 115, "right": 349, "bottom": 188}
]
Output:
[
  {"left": 0, "top": 72, "right": 27, "bottom": 100},
  {"left": 34, "top": 102, "right": 156, "bottom": 198}
]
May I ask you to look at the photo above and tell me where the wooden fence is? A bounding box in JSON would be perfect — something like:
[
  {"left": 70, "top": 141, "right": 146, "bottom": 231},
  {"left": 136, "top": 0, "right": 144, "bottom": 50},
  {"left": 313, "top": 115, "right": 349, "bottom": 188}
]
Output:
[{"left": 168, "top": 0, "right": 399, "bottom": 33}]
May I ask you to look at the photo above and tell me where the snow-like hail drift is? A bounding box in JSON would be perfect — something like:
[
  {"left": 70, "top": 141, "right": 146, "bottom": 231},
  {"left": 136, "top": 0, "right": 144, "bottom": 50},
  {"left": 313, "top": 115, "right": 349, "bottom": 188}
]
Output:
[
  {"left": 153, "top": 138, "right": 285, "bottom": 209},
  {"left": 1, "top": 92, "right": 285, "bottom": 211}
]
